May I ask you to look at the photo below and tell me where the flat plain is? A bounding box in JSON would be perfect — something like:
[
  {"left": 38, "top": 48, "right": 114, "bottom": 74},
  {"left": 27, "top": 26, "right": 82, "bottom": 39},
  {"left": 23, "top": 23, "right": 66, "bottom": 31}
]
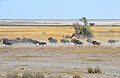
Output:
[{"left": 0, "top": 25, "right": 120, "bottom": 78}]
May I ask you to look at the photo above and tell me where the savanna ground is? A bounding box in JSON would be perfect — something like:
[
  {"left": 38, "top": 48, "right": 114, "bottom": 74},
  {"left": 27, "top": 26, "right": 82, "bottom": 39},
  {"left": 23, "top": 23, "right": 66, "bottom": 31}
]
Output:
[{"left": 0, "top": 26, "right": 120, "bottom": 78}]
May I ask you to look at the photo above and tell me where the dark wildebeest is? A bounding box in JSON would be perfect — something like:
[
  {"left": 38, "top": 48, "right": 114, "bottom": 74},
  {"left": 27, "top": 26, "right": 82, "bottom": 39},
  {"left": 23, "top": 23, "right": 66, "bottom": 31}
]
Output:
[
  {"left": 92, "top": 41, "right": 101, "bottom": 47},
  {"left": 39, "top": 42, "right": 47, "bottom": 46},
  {"left": 71, "top": 39, "right": 84, "bottom": 46},
  {"left": 48, "top": 37, "right": 57, "bottom": 44},
  {"left": 29, "top": 40, "right": 40, "bottom": 45},
  {"left": 61, "top": 39, "right": 70, "bottom": 44},
  {"left": 108, "top": 39, "right": 119, "bottom": 45},
  {"left": 71, "top": 39, "right": 79, "bottom": 43},
  {"left": 2, "top": 38, "right": 13, "bottom": 47},
  {"left": 22, "top": 38, "right": 33, "bottom": 43},
  {"left": 14, "top": 38, "right": 23, "bottom": 44},
  {"left": 74, "top": 41, "right": 84, "bottom": 46}
]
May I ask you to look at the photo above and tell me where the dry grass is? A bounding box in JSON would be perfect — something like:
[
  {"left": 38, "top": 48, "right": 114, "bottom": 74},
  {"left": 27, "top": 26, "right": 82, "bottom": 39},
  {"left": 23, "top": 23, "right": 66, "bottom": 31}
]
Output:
[
  {"left": 0, "top": 25, "right": 120, "bottom": 40},
  {"left": 0, "top": 26, "right": 73, "bottom": 40},
  {"left": 91, "top": 26, "right": 120, "bottom": 40}
]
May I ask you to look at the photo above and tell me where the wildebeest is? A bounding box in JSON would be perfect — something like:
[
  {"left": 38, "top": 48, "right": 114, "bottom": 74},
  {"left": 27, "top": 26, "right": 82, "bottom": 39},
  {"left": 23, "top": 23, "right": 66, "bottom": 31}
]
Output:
[
  {"left": 22, "top": 38, "right": 33, "bottom": 43},
  {"left": 74, "top": 41, "right": 84, "bottom": 46},
  {"left": 71, "top": 39, "right": 84, "bottom": 46},
  {"left": 48, "top": 37, "right": 57, "bottom": 44},
  {"left": 30, "top": 40, "right": 40, "bottom": 45},
  {"left": 14, "top": 38, "right": 23, "bottom": 44},
  {"left": 61, "top": 39, "right": 70, "bottom": 44},
  {"left": 92, "top": 41, "right": 101, "bottom": 46},
  {"left": 22, "top": 38, "right": 43, "bottom": 45},
  {"left": 39, "top": 42, "right": 47, "bottom": 46},
  {"left": 2, "top": 38, "right": 13, "bottom": 47},
  {"left": 22, "top": 38, "right": 39, "bottom": 45},
  {"left": 71, "top": 39, "right": 80, "bottom": 43},
  {"left": 108, "top": 39, "right": 119, "bottom": 45}
]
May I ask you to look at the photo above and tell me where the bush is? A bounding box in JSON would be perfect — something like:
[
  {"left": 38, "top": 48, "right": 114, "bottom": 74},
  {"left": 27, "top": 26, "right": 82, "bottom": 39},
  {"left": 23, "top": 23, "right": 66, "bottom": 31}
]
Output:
[
  {"left": 73, "top": 75, "right": 81, "bottom": 78},
  {"left": 6, "top": 71, "right": 44, "bottom": 78},
  {"left": 87, "top": 67, "right": 94, "bottom": 73},
  {"left": 87, "top": 67, "right": 102, "bottom": 73},
  {"left": 94, "top": 67, "right": 102, "bottom": 73}
]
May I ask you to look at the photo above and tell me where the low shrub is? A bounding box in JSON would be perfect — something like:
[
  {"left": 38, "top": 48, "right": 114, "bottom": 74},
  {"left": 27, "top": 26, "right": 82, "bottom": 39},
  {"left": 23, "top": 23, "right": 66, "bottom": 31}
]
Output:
[
  {"left": 6, "top": 71, "right": 44, "bottom": 78},
  {"left": 94, "top": 67, "right": 102, "bottom": 73},
  {"left": 88, "top": 67, "right": 94, "bottom": 73},
  {"left": 73, "top": 75, "right": 81, "bottom": 78},
  {"left": 87, "top": 67, "right": 102, "bottom": 73}
]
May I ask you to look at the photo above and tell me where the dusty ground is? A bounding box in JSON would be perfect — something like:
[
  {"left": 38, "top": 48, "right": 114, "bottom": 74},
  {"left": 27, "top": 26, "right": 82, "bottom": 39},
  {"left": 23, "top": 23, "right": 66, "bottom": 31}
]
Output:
[{"left": 0, "top": 43, "right": 120, "bottom": 78}]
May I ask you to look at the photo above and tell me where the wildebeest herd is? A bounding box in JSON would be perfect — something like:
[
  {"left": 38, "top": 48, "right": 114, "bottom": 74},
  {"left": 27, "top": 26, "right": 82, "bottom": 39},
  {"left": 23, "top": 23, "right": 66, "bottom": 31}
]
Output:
[
  {"left": 1, "top": 37, "right": 47, "bottom": 47},
  {"left": 47, "top": 37, "right": 119, "bottom": 46},
  {"left": 0, "top": 37, "right": 119, "bottom": 47}
]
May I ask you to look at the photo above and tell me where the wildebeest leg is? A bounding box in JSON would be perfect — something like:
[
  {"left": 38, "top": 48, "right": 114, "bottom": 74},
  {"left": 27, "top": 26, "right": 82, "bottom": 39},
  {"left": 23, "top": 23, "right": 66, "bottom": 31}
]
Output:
[
  {"left": 9, "top": 45, "right": 12, "bottom": 47},
  {"left": 98, "top": 44, "right": 101, "bottom": 47},
  {"left": 4, "top": 45, "right": 6, "bottom": 48},
  {"left": 75, "top": 44, "right": 77, "bottom": 46},
  {"left": 35, "top": 44, "right": 37, "bottom": 46},
  {"left": 81, "top": 44, "right": 83, "bottom": 46},
  {"left": 45, "top": 44, "right": 47, "bottom": 47}
]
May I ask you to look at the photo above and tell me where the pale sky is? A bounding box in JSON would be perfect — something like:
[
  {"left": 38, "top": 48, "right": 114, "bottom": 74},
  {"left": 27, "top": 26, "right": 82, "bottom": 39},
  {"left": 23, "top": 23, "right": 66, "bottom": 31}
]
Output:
[{"left": 0, "top": 0, "right": 120, "bottom": 19}]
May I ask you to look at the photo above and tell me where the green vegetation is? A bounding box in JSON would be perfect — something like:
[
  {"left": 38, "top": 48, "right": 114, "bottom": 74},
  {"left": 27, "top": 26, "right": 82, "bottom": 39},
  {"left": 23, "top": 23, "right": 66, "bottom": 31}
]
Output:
[
  {"left": 72, "top": 17, "right": 93, "bottom": 38},
  {"left": 87, "top": 67, "right": 102, "bottom": 73}
]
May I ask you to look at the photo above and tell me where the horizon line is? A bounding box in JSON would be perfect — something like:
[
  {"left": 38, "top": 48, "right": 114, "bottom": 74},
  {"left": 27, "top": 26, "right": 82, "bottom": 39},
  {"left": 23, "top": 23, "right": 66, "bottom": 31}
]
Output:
[{"left": 1, "top": 19, "right": 120, "bottom": 20}]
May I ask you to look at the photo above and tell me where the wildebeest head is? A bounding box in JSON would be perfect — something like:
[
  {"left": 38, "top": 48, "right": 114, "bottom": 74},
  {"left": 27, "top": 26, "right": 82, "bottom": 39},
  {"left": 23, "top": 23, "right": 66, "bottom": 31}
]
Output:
[
  {"left": 2, "top": 38, "right": 9, "bottom": 42},
  {"left": 16, "top": 37, "right": 21, "bottom": 40},
  {"left": 48, "top": 37, "right": 57, "bottom": 43},
  {"left": 92, "top": 41, "right": 101, "bottom": 46},
  {"left": 48, "top": 37, "right": 54, "bottom": 40},
  {"left": 3, "top": 39, "right": 13, "bottom": 46}
]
